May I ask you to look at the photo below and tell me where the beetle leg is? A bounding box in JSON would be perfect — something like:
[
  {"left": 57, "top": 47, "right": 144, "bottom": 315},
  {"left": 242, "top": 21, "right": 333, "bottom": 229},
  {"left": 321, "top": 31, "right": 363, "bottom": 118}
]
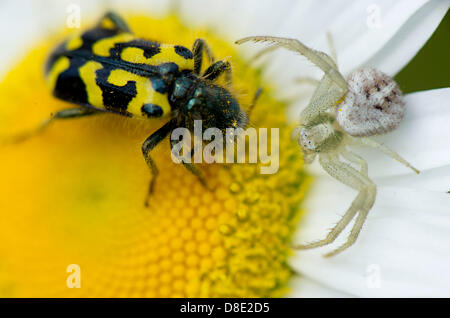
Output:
[
  {"left": 99, "top": 11, "right": 132, "bottom": 33},
  {"left": 202, "top": 60, "right": 232, "bottom": 86},
  {"left": 247, "top": 87, "right": 263, "bottom": 118},
  {"left": 4, "top": 107, "right": 99, "bottom": 144},
  {"left": 193, "top": 39, "right": 233, "bottom": 86},
  {"left": 142, "top": 118, "right": 178, "bottom": 206},
  {"left": 192, "top": 38, "right": 215, "bottom": 75},
  {"left": 169, "top": 137, "right": 210, "bottom": 190}
]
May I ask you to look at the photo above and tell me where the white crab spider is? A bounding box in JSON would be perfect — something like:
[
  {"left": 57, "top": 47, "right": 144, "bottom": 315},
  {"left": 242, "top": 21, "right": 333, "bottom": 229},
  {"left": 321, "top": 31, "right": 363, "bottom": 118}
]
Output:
[{"left": 236, "top": 35, "right": 420, "bottom": 257}]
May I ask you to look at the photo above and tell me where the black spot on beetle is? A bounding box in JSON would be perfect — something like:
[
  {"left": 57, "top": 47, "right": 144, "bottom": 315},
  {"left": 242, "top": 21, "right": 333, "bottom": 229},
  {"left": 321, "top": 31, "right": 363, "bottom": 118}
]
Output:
[
  {"left": 96, "top": 66, "right": 136, "bottom": 115},
  {"left": 142, "top": 104, "right": 163, "bottom": 117},
  {"left": 53, "top": 58, "right": 88, "bottom": 105},
  {"left": 111, "top": 39, "right": 161, "bottom": 60},
  {"left": 174, "top": 45, "right": 193, "bottom": 59},
  {"left": 80, "top": 28, "right": 119, "bottom": 53}
]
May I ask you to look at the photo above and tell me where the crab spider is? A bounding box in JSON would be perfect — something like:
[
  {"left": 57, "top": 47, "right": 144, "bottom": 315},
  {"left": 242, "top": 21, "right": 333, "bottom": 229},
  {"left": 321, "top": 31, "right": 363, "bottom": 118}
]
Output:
[{"left": 236, "top": 36, "right": 419, "bottom": 257}]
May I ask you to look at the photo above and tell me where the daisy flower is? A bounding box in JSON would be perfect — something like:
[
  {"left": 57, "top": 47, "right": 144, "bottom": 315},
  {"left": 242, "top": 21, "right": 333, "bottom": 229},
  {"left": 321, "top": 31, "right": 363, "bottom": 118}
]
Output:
[{"left": 0, "top": 0, "right": 448, "bottom": 298}]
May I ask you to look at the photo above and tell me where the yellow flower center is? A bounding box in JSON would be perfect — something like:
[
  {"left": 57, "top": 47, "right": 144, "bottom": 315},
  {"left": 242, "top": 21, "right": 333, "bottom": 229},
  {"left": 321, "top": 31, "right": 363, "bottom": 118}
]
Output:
[{"left": 0, "top": 13, "right": 309, "bottom": 297}]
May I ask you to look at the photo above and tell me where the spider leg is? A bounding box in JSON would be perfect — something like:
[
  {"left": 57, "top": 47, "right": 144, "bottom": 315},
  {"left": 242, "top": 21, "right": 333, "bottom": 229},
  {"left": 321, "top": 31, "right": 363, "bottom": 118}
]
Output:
[
  {"left": 293, "top": 153, "right": 376, "bottom": 256},
  {"left": 251, "top": 33, "right": 338, "bottom": 65},
  {"left": 251, "top": 44, "right": 281, "bottom": 61},
  {"left": 236, "top": 36, "right": 346, "bottom": 90},
  {"left": 356, "top": 137, "right": 420, "bottom": 174},
  {"left": 324, "top": 185, "right": 376, "bottom": 257},
  {"left": 326, "top": 31, "right": 337, "bottom": 64},
  {"left": 299, "top": 75, "right": 344, "bottom": 125},
  {"left": 341, "top": 149, "right": 368, "bottom": 176},
  {"left": 236, "top": 36, "right": 347, "bottom": 124},
  {"left": 294, "top": 77, "right": 321, "bottom": 86},
  {"left": 293, "top": 189, "right": 363, "bottom": 250},
  {"left": 192, "top": 38, "right": 215, "bottom": 75}
]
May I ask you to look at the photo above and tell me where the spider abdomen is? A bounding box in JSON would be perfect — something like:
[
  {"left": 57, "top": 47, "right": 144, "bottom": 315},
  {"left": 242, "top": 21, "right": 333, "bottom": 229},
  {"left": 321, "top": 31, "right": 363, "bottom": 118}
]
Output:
[{"left": 336, "top": 68, "right": 405, "bottom": 137}]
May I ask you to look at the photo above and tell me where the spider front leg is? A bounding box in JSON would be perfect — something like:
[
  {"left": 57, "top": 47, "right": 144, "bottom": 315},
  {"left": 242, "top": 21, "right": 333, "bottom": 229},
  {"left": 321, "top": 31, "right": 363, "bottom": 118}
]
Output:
[
  {"left": 299, "top": 75, "right": 345, "bottom": 126},
  {"left": 251, "top": 31, "right": 338, "bottom": 65},
  {"left": 293, "top": 32, "right": 337, "bottom": 86},
  {"left": 293, "top": 152, "right": 376, "bottom": 257},
  {"left": 237, "top": 37, "right": 346, "bottom": 125},
  {"left": 236, "top": 36, "right": 347, "bottom": 90},
  {"left": 294, "top": 77, "right": 321, "bottom": 87}
]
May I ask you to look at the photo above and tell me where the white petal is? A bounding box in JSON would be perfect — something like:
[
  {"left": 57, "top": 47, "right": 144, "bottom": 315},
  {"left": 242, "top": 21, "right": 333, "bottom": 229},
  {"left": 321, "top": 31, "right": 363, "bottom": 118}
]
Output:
[
  {"left": 377, "top": 165, "right": 450, "bottom": 193},
  {"left": 108, "top": 0, "right": 171, "bottom": 15},
  {"left": 177, "top": 0, "right": 299, "bottom": 40},
  {"left": 291, "top": 174, "right": 450, "bottom": 296},
  {"left": 236, "top": 0, "right": 446, "bottom": 102},
  {"left": 288, "top": 275, "right": 353, "bottom": 297},
  {"left": 0, "top": 0, "right": 101, "bottom": 76},
  {"left": 366, "top": 0, "right": 450, "bottom": 75}
]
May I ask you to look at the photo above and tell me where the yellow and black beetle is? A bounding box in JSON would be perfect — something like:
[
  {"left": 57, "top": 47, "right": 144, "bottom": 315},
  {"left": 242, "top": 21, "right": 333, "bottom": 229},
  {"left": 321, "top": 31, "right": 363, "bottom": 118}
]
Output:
[{"left": 43, "top": 12, "right": 249, "bottom": 205}]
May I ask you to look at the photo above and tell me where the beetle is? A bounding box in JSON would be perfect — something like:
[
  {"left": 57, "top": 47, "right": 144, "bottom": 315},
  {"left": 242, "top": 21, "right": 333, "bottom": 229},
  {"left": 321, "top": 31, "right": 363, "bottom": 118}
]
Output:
[{"left": 41, "top": 12, "right": 249, "bottom": 205}]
